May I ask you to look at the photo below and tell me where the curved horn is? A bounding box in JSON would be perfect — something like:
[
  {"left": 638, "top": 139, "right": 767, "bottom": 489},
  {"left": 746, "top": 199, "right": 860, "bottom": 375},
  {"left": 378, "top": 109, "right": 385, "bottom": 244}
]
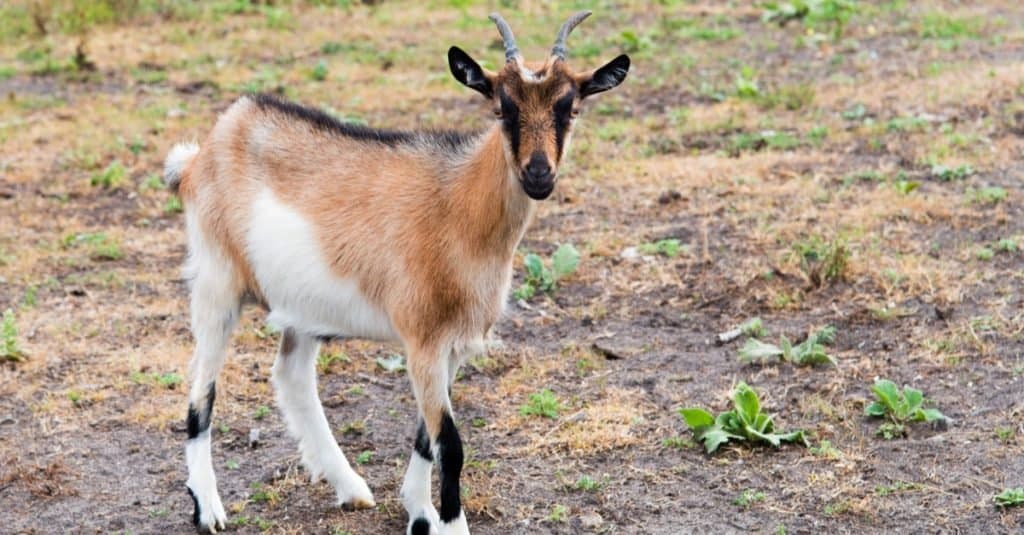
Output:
[
  {"left": 489, "top": 12, "right": 520, "bottom": 63},
  {"left": 551, "top": 10, "right": 592, "bottom": 60}
]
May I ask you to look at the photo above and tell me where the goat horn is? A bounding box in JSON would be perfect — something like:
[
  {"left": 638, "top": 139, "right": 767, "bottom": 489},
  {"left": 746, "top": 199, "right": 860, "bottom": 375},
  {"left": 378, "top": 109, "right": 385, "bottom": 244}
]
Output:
[
  {"left": 489, "top": 12, "right": 520, "bottom": 63},
  {"left": 551, "top": 10, "right": 591, "bottom": 60}
]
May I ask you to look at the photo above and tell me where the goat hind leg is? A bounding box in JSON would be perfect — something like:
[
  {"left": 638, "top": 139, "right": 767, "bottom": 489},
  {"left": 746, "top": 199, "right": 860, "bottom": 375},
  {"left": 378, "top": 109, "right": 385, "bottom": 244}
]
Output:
[{"left": 271, "top": 328, "right": 374, "bottom": 508}]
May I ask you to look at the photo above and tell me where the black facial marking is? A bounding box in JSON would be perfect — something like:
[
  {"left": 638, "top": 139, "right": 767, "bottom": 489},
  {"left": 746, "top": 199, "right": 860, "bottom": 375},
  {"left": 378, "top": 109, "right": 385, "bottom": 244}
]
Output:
[
  {"left": 186, "top": 382, "right": 215, "bottom": 439},
  {"left": 499, "top": 88, "right": 521, "bottom": 157},
  {"left": 410, "top": 517, "right": 432, "bottom": 535},
  {"left": 437, "top": 413, "right": 464, "bottom": 523},
  {"left": 414, "top": 420, "right": 433, "bottom": 462},
  {"left": 187, "top": 486, "right": 200, "bottom": 526},
  {"left": 552, "top": 91, "right": 576, "bottom": 160},
  {"left": 252, "top": 93, "right": 473, "bottom": 152}
]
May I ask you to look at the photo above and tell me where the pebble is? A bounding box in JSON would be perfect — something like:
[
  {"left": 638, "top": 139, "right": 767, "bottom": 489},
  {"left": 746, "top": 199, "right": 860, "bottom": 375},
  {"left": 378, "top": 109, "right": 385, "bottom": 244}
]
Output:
[{"left": 579, "top": 512, "right": 604, "bottom": 529}]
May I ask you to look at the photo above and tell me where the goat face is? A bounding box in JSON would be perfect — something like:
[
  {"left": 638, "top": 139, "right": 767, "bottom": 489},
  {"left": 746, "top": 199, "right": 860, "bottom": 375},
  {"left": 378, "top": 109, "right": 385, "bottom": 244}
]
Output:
[{"left": 448, "top": 12, "right": 630, "bottom": 200}]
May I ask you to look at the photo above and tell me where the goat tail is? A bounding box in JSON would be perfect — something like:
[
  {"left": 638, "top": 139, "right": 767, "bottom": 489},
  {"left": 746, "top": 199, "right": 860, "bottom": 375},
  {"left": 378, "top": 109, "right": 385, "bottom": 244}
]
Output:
[{"left": 163, "top": 141, "right": 200, "bottom": 195}]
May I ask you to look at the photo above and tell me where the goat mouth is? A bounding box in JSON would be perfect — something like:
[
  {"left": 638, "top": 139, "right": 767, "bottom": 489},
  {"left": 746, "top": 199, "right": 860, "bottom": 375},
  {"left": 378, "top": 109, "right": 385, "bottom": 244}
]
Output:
[{"left": 521, "top": 178, "right": 555, "bottom": 200}]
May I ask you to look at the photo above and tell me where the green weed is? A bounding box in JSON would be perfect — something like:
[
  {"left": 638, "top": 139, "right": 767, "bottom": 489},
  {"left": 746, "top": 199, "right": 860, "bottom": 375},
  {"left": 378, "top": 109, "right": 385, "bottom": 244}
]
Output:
[
  {"left": 680, "top": 382, "right": 808, "bottom": 454},
  {"left": 734, "top": 489, "right": 765, "bottom": 507},
  {"left": 790, "top": 236, "right": 849, "bottom": 287},
  {"left": 513, "top": 243, "right": 579, "bottom": 300},
  {"left": 253, "top": 405, "right": 271, "bottom": 420},
  {"left": 995, "top": 488, "right": 1024, "bottom": 507},
  {"left": 738, "top": 325, "right": 837, "bottom": 366},
  {"left": 1, "top": 309, "right": 26, "bottom": 362},
  {"left": 865, "top": 379, "right": 947, "bottom": 439},
  {"left": 519, "top": 389, "right": 562, "bottom": 419},
  {"left": 639, "top": 238, "right": 684, "bottom": 258},
  {"left": 90, "top": 160, "right": 127, "bottom": 188}
]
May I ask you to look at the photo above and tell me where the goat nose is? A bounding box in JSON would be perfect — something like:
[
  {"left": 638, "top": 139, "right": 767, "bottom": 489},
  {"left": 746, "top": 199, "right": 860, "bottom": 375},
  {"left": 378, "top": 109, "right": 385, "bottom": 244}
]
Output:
[{"left": 526, "top": 157, "right": 551, "bottom": 178}]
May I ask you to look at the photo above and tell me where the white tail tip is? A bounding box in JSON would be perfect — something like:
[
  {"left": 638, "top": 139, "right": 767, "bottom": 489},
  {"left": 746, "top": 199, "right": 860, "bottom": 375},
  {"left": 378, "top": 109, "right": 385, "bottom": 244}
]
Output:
[{"left": 164, "top": 141, "right": 200, "bottom": 193}]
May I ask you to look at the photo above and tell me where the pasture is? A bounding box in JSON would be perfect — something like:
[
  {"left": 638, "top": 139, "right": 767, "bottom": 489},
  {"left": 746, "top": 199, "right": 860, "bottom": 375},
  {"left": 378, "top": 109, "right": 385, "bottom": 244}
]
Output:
[{"left": 1, "top": 1, "right": 1023, "bottom": 533}]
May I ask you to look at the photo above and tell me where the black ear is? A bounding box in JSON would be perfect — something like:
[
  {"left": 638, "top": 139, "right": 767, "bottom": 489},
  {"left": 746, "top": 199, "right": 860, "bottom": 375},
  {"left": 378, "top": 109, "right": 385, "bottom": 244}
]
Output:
[
  {"left": 448, "top": 46, "right": 494, "bottom": 99},
  {"left": 579, "top": 54, "right": 630, "bottom": 98}
]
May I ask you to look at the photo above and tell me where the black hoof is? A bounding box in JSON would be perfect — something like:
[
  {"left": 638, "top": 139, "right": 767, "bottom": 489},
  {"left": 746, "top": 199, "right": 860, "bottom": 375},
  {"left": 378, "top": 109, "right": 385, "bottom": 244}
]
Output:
[{"left": 410, "top": 517, "right": 432, "bottom": 535}]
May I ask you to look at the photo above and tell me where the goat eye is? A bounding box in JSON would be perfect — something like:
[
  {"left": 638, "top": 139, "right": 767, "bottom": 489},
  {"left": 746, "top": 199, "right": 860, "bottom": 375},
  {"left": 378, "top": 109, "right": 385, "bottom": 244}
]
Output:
[
  {"left": 493, "top": 109, "right": 502, "bottom": 119},
  {"left": 571, "top": 108, "right": 580, "bottom": 117}
]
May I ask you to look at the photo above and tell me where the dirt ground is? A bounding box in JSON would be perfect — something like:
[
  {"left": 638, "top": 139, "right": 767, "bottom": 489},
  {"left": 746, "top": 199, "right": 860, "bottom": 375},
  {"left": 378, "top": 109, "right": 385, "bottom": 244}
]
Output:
[{"left": 1, "top": 1, "right": 1024, "bottom": 533}]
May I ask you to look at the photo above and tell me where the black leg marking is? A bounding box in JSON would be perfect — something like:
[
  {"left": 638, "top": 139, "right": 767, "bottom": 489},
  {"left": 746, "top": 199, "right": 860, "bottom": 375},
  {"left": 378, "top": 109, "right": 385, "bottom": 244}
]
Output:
[
  {"left": 410, "top": 517, "right": 432, "bottom": 535},
  {"left": 414, "top": 420, "right": 432, "bottom": 462},
  {"left": 437, "top": 413, "right": 463, "bottom": 523},
  {"left": 280, "top": 327, "right": 297, "bottom": 356},
  {"left": 186, "top": 486, "right": 200, "bottom": 526},
  {"left": 186, "top": 382, "right": 216, "bottom": 439}
]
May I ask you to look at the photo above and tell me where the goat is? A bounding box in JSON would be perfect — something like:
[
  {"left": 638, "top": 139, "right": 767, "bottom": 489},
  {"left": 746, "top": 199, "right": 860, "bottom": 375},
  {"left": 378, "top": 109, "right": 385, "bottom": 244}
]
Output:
[{"left": 165, "top": 11, "right": 629, "bottom": 534}]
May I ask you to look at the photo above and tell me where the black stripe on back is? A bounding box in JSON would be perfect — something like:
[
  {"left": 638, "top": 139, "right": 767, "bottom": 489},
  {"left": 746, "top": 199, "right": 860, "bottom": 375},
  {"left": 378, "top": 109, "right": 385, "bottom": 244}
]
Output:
[{"left": 250, "top": 93, "right": 474, "bottom": 151}]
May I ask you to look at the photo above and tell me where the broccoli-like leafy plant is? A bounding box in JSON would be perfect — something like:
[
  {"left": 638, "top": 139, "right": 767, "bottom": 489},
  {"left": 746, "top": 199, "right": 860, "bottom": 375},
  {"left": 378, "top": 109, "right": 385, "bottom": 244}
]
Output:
[
  {"left": 739, "top": 325, "right": 836, "bottom": 366},
  {"left": 513, "top": 243, "right": 580, "bottom": 300},
  {"left": 679, "top": 382, "right": 808, "bottom": 454},
  {"left": 865, "top": 379, "right": 947, "bottom": 439}
]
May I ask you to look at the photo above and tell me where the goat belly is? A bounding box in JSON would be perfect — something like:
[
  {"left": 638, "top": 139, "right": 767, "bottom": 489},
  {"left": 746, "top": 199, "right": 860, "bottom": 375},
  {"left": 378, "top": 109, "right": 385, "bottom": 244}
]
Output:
[{"left": 246, "top": 188, "right": 398, "bottom": 340}]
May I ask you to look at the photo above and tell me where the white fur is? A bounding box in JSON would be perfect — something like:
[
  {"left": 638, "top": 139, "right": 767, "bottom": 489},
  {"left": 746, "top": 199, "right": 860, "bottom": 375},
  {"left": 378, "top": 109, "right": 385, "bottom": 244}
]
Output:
[
  {"left": 186, "top": 431, "right": 227, "bottom": 532},
  {"left": 401, "top": 455, "right": 440, "bottom": 534},
  {"left": 440, "top": 512, "right": 470, "bottom": 535},
  {"left": 247, "top": 188, "right": 397, "bottom": 340},
  {"left": 271, "top": 330, "right": 375, "bottom": 507},
  {"left": 182, "top": 207, "right": 240, "bottom": 532},
  {"left": 163, "top": 141, "right": 199, "bottom": 188}
]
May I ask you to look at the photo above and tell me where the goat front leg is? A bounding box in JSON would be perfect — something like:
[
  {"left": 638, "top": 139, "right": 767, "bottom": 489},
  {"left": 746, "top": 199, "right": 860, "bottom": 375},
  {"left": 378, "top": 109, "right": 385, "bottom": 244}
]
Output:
[{"left": 402, "top": 344, "right": 469, "bottom": 535}]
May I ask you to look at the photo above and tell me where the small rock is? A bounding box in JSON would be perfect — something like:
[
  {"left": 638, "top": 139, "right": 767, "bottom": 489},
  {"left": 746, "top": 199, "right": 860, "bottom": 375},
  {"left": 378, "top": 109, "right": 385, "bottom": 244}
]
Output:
[
  {"left": 248, "top": 428, "right": 261, "bottom": 448},
  {"left": 579, "top": 512, "right": 603, "bottom": 529},
  {"left": 658, "top": 189, "right": 682, "bottom": 204},
  {"left": 620, "top": 246, "right": 639, "bottom": 260},
  {"left": 166, "top": 107, "right": 186, "bottom": 119}
]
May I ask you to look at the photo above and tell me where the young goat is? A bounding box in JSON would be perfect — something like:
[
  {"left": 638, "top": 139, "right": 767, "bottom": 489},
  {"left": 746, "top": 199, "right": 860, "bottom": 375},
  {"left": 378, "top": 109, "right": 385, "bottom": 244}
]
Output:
[{"left": 165, "top": 11, "right": 629, "bottom": 534}]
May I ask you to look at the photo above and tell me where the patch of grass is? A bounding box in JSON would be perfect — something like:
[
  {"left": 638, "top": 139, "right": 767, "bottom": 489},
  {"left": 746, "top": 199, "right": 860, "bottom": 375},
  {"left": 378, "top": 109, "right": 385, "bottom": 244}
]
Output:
[
  {"left": 996, "top": 238, "right": 1018, "bottom": 253},
  {"left": 317, "top": 351, "right": 350, "bottom": 374},
  {"left": 808, "top": 439, "right": 841, "bottom": 459},
  {"left": 355, "top": 450, "right": 373, "bottom": 465},
  {"left": 875, "top": 481, "right": 921, "bottom": 496},
  {"left": 513, "top": 243, "right": 579, "bottom": 300},
  {"left": 790, "top": 236, "right": 849, "bottom": 287},
  {"left": 734, "top": 489, "right": 765, "bottom": 507},
  {"left": 1, "top": 309, "right": 27, "bottom": 362},
  {"left": 62, "top": 232, "right": 124, "bottom": 261},
  {"left": 662, "top": 436, "right": 697, "bottom": 449},
  {"left": 249, "top": 482, "right": 280, "bottom": 505},
  {"left": 90, "top": 160, "right": 127, "bottom": 188},
  {"left": 638, "top": 238, "right": 684, "bottom": 258},
  {"left": 163, "top": 195, "right": 183, "bottom": 214},
  {"left": 310, "top": 60, "right": 328, "bottom": 82},
  {"left": 680, "top": 382, "right": 808, "bottom": 453},
  {"left": 865, "top": 379, "right": 947, "bottom": 439},
  {"left": 547, "top": 504, "right": 568, "bottom": 522},
  {"left": 919, "top": 13, "right": 981, "bottom": 40},
  {"left": 760, "top": 83, "right": 815, "bottom": 111},
  {"left": 734, "top": 66, "right": 760, "bottom": 99},
  {"left": 930, "top": 163, "right": 973, "bottom": 181},
  {"left": 995, "top": 488, "right": 1024, "bottom": 507},
  {"left": 519, "top": 389, "right": 562, "bottom": 419},
  {"left": 966, "top": 186, "right": 1007, "bottom": 205},
  {"left": 572, "top": 474, "right": 605, "bottom": 492},
  {"left": 253, "top": 405, "right": 271, "bottom": 420},
  {"left": 975, "top": 247, "right": 994, "bottom": 261}
]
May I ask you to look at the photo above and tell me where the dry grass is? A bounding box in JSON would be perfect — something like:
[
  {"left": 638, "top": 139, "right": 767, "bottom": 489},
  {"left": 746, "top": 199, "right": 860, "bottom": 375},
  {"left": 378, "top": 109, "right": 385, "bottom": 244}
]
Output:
[{"left": 1, "top": 0, "right": 1023, "bottom": 533}]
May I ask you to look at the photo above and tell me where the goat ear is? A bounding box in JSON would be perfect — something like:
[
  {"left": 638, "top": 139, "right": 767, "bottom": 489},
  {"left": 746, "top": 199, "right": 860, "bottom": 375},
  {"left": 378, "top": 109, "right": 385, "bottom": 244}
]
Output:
[
  {"left": 448, "top": 46, "right": 495, "bottom": 99},
  {"left": 577, "top": 54, "right": 630, "bottom": 99}
]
